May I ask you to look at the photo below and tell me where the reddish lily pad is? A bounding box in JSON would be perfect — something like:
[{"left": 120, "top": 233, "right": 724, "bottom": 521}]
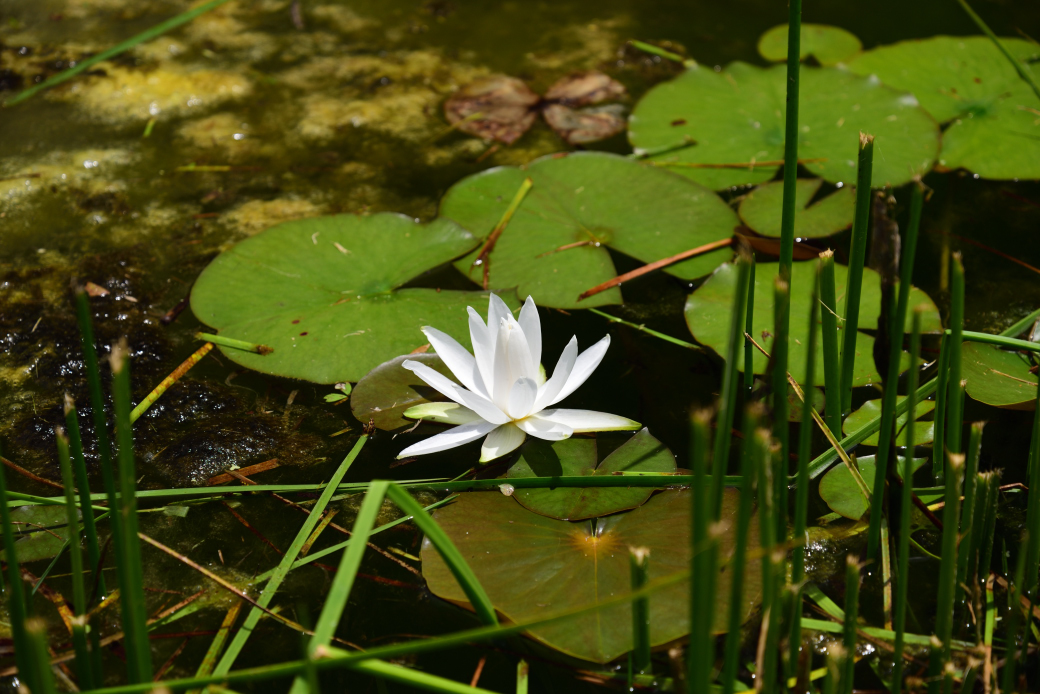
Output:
[
  {"left": 350, "top": 353, "right": 455, "bottom": 431},
  {"left": 444, "top": 76, "right": 540, "bottom": 144}
]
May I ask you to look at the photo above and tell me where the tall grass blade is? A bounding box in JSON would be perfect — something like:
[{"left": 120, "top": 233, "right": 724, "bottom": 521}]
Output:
[
  {"left": 927, "top": 452, "right": 965, "bottom": 694},
  {"left": 956, "top": 422, "right": 985, "bottom": 592},
  {"left": 630, "top": 547, "right": 652, "bottom": 675},
  {"left": 25, "top": 617, "right": 57, "bottom": 694},
  {"left": 945, "top": 253, "right": 966, "bottom": 463},
  {"left": 771, "top": 279, "right": 791, "bottom": 504},
  {"left": 63, "top": 395, "right": 106, "bottom": 600},
  {"left": 931, "top": 333, "right": 950, "bottom": 484},
  {"left": 755, "top": 426, "right": 781, "bottom": 692},
  {"left": 516, "top": 660, "right": 529, "bottom": 694},
  {"left": 1001, "top": 532, "right": 1028, "bottom": 694},
  {"left": 689, "top": 410, "right": 715, "bottom": 692},
  {"left": 1024, "top": 376, "right": 1040, "bottom": 598},
  {"left": 818, "top": 250, "right": 842, "bottom": 437},
  {"left": 745, "top": 255, "right": 757, "bottom": 396},
  {"left": 0, "top": 449, "right": 37, "bottom": 691},
  {"left": 841, "top": 556, "right": 860, "bottom": 694}
]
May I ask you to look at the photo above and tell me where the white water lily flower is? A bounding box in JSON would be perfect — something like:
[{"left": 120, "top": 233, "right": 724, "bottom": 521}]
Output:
[{"left": 398, "top": 294, "right": 640, "bottom": 462}]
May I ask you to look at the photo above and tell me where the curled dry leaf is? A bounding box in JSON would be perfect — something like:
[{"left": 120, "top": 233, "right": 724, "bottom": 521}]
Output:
[
  {"left": 542, "top": 103, "right": 627, "bottom": 145},
  {"left": 443, "top": 75, "right": 540, "bottom": 144},
  {"left": 543, "top": 70, "right": 626, "bottom": 107}
]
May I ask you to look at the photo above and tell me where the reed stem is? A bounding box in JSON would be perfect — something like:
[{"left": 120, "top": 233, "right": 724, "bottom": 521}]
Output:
[
  {"left": 756, "top": 425, "right": 781, "bottom": 692},
  {"left": 927, "top": 452, "right": 965, "bottom": 694},
  {"left": 0, "top": 448, "right": 37, "bottom": 691},
  {"left": 744, "top": 256, "right": 757, "bottom": 397},
  {"left": 956, "top": 423, "right": 985, "bottom": 592},
  {"left": 1001, "top": 533, "right": 1028, "bottom": 694},
  {"left": 777, "top": 0, "right": 802, "bottom": 286},
  {"left": 25, "top": 618, "right": 57, "bottom": 694},
  {"left": 630, "top": 547, "right": 652, "bottom": 675},
  {"left": 818, "top": 250, "right": 842, "bottom": 438},
  {"left": 839, "top": 133, "right": 874, "bottom": 416},
  {"left": 932, "top": 333, "right": 950, "bottom": 484},
  {"left": 945, "top": 254, "right": 966, "bottom": 462},
  {"left": 63, "top": 396, "right": 106, "bottom": 600},
  {"left": 841, "top": 556, "right": 860, "bottom": 694},
  {"left": 689, "top": 409, "right": 715, "bottom": 693},
  {"left": 771, "top": 278, "right": 791, "bottom": 538},
  {"left": 1024, "top": 377, "right": 1040, "bottom": 598}
]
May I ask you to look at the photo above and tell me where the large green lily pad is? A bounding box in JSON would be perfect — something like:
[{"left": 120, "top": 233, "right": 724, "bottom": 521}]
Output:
[
  {"left": 1, "top": 506, "right": 70, "bottom": 563},
  {"left": 504, "top": 429, "right": 676, "bottom": 520},
  {"left": 842, "top": 398, "right": 935, "bottom": 446},
  {"left": 684, "top": 261, "right": 942, "bottom": 385},
  {"left": 962, "top": 342, "right": 1038, "bottom": 409},
  {"left": 819, "top": 455, "right": 932, "bottom": 521},
  {"left": 422, "top": 488, "right": 760, "bottom": 663},
  {"left": 628, "top": 63, "right": 939, "bottom": 190},
  {"left": 758, "top": 24, "right": 863, "bottom": 66},
  {"left": 350, "top": 353, "right": 456, "bottom": 430},
  {"left": 847, "top": 36, "right": 1040, "bottom": 180},
  {"left": 439, "top": 152, "right": 740, "bottom": 309},
  {"left": 191, "top": 212, "right": 520, "bottom": 384},
  {"left": 738, "top": 179, "right": 855, "bottom": 239}
]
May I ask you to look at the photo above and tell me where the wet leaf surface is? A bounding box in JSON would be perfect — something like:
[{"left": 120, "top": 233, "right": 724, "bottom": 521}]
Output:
[
  {"left": 843, "top": 398, "right": 935, "bottom": 446},
  {"left": 421, "top": 487, "right": 760, "bottom": 663},
  {"left": 542, "top": 103, "right": 627, "bottom": 145},
  {"left": 444, "top": 75, "right": 541, "bottom": 144},
  {"left": 757, "top": 24, "right": 863, "bottom": 66},
  {"left": 351, "top": 353, "right": 455, "bottom": 431},
  {"left": 962, "top": 341, "right": 1039, "bottom": 408},
  {"left": 543, "top": 71, "right": 626, "bottom": 107},
  {"left": 738, "top": 179, "right": 855, "bottom": 239},
  {"left": 819, "top": 455, "right": 931, "bottom": 521},
  {"left": 2, "top": 506, "right": 69, "bottom": 563},
  {"left": 503, "top": 429, "right": 676, "bottom": 520}
]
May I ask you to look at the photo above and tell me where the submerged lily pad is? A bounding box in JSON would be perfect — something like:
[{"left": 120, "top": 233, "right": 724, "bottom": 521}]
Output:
[
  {"left": 684, "top": 261, "right": 942, "bottom": 385},
  {"left": 819, "top": 455, "right": 929, "bottom": 521},
  {"left": 191, "top": 212, "right": 518, "bottom": 384},
  {"left": 847, "top": 36, "right": 1040, "bottom": 180},
  {"left": 738, "top": 179, "right": 855, "bottom": 239},
  {"left": 628, "top": 63, "right": 939, "bottom": 190},
  {"left": 758, "top": 24, "right": 863, "bottom": 66},
  {"left": 1, "top": 506, "right": 70, "bottom": 563},
  {"left": 350, "top": 353, "right": 455, "bottom": 430},
  {"left": 440, "top": 152, "right": 740, "bottom": 308},
  {"left": 843, "top": 398, "right": 935, "bottom": 446},
  {"left": 444, "top": 75, "right": 541, "bottom": 144},
  {"left": 962, "top": 342, "right": 1038, "bottom": 409},
  {"left": 422, "top": 488, "right": 760, "bottom": 663},
  {"left": 504, "top": 429, "right": 676, "bottom": 520}
]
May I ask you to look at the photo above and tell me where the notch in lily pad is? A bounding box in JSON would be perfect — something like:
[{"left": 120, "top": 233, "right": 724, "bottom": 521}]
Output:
[
  {"left": 757, "top": 24, "right": 862, "bottom": 66},
  {"left": 738, "top": 179, "right": 855, "bottom": 239}
]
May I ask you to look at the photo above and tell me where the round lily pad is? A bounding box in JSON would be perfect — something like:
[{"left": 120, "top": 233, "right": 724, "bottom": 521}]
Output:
[
  {"left": 421, "top": 488, "right": 760, "bottom": 663},
  {"left": 628, "top": 63, "right": 939, "bottom": 190},
  {"left": 758, "top": 24, "right": 863, "bottom": 66},
  {"left": 350, "top": 353, "right": 456, "bottom": 431},
  {"left": 1, "top": 506, "right": 70, "bottom": 563},
  {"left": 503, "top": 429, "right": 677, "bottom": 520},
  {"left": 440, "top": 152, "right": 740, "bottom": 309},
  {"left": 842, "top": 398, "right": 935, "bottom": 446},
  {"left": 191, "top": 212, "right": 519, "bottom": 384},
  {"left": 819, "top": 455, "right": 929, "bottom": 521},
  {"left": 684, "top": 261, "right": 942, "bottom": 385},
  {"left": 738, "top": 179, "right": 855, "bottom": 239},
  {"left": 846, "top": 36, "right": 1040, "bottom": 180},
  {"left": 962, "top": 341, "right": 1038, "bottom": 409}
]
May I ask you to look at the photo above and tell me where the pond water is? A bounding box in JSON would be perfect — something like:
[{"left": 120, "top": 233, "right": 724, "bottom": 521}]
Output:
[{"left": 2, "top": 0, "right": 1040, "bottom": 691}]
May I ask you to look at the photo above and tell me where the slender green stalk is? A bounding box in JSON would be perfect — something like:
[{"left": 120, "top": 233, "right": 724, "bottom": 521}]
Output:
[
  {"left": 818, "top": 250, "right": 842, "bottom": 437},
  {"left": 627, "top": 40, "right": 696, "bottom": 68},
  {"left": 110, "top": 342, "right": 154, "bottom": 683},
  {"left": 63, "top": 396, "right": 105, "bottom": 600},
  {"left": 891, "top": 309, "right": 922, "bottom": 691},
  {"left": 969, "top": 473, "right": 996, "bottom": 598},
  {"left": 689, "top": 410, "right": 714, "bottom": 692},
  {"left": 24, "top": 618, "right": 57, "bottom": 694},
  {"left": 349, "top": 659, "right": 498, "bottom": 693},
  {"left": 771, "top": 278, "right": 791, "bottom": 530},
  {"left": 744, "top": 256, "right": 757, "bottom": 396},
  {"left": 587, "top": 309, "right": 700, "bottom": 350},
  {"left": 712, "top": 254, "right": 751, "bottom": 518},
  {"left": 56, "top": 429, "right": 97, "bottom": 690},
  {"left": 839, "top": 133, "right": 875, "bottom": 416},
  {"left": 756, "top": 426, "right": 781, "bottom": 692},
  {"left": 777, "top": 0, "right": 802, "bottom": 285},
  {"left": 823, "top": 644, "right": 842, "bottom": 694},
  {"left": 867, "top": 181, "right": 924, "bottom": 560},
  {"left": 946, "top": 254, "right": 966, "bottom": 463},
  {"left": 1001, "top": 533, "right": 1028, "bottom": 694},
  {"left": 927, "top": 453, "right": 965, "bottom": 694},
  {"left": 516, "top": 660, "right": 529, "bottom": 694},
  {"left": 957, "top": 330, "right": 1040, "bottom": 353},
  {"left": 1024, "top": 377, "right": 1040, "bottom": 597},
  {"left": 955, "top": 0, "right": 1040, "bottom": 102},
  {"left": 195, "top": 332, "right": 273, "bottom": 355},
  {"left": 720, "top": 404, "right": 761, "bottom": 694},
  {"left": 932, "top": 334, "right": 950, "bottom": 484},
  {"left": 841, "top": 556, "right": 860, "bottom": 694},
  {"left": 956, "top": 423, "right": 985, "bottom": 591},
  {"left": 0, "top": 449, "right": 37, "bottom": 692},
  {"left": 630, "top": 547, "right": 652, "bottom": 675},
  {"left": 4, "top": 0, "right": 234, "bottom": 106}
]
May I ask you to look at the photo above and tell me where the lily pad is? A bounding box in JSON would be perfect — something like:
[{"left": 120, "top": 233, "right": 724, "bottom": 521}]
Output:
[
  {"left": 962, "top": 341, "right": 1038, "bottom": 409},
  {"left": 843, "top": 398, "right": 935, "bottom": 446},
  {"left": 819, "top": 455, "right": 930, "bottom": 521},
  {"left": 738, "top": 179, "right": 855, "bottom": 239},
  {"left": 350, "top": 354, "right": 456, "bottom": 430},
  {"left": 440, "top": 152, "right": 740, "bottom": 308},
  {"left": 503, "top": 429, "right": 677, "bottom": 520},
  {"left": 444, "top": 75, "right": 541, "bottom": 145},
  {"left": 191, "top": 212, "right": 520, "bottom": 384},
  {"left": 1, "top": 506, "right": 70, "bottom": 563},
  {"left": 846, "top": 36, "right": 1040, "bottom": 180},
  {"left": 628, "top": 63, "right": 939, "bottom": 190},
  {"left": 421, "top": 488, "right": 760, "bottom": 663},
  {"left": 757, "top": 24, "right": 863, "bottom": 67},
  {"left": 684, "top": 261, "right": 942, "bottom": 385}
]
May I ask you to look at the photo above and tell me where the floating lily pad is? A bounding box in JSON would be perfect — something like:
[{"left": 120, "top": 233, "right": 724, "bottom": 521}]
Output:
[
  {"left": 350, "top": 353, "right": 456, "bottom": 430},
  {"left": 819, "top": 455, "right": 931, "bottom": 521},
  {"left": 191, "top": 212, "right": 520, "bottom": 384},
  {"left": 444, "top": 75, "right": 541, "bottom": 144},
  {"left": 847, "top": 36, "right": 1040, "bottom": 180},
  {"left": 503, "top": 429, "right": 676, "bottom": 520},
  {"left": 1, "top": 506, "right": 70, "bottom": 563},
  {"left": 421, "top": 488, "right": 760, "bottom": 663},
  {"left": 684, "top": 261, "right": 942, "bottom": 385},
  {"left": 628, "top": 63, "right": 939, "bottom": 190},
  {"left": 738, "top": 179, "right": 855, "bottom": 239},
  {"left": 543, "top": 104, "right": 627, "bottom": 145},
  {"left": 843, "top": 398, "right": 935, "bottom": 446},
  {"left": 962, "top": 342, "right": 1038, "bottom": 409},
  {"left": 440, "top": 152, "right": 740, "bottom": 308},
  {"left": 757, "top": 24, "right": 863, "bottom": 66}
]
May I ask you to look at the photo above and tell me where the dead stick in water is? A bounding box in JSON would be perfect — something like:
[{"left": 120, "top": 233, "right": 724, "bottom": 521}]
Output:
[
  {"left": 130, "top": 342, "right": 214, "bottom": 423},
  {"left": 577, "top": 237, "right": 732, "bottom": 301}
]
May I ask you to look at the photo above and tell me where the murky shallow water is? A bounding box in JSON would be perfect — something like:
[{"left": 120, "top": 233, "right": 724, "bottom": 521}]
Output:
[{"left": 2, "top": 0, "right": 1040, "bottom": 689}]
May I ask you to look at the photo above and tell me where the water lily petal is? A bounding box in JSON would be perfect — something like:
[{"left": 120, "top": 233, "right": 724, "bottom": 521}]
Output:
[
  {"left": 479, "top": 423, "right": 527, "bottom": 462},
  {"left": 422, "top": 326, "right": 488, "bottom": 398},
  {"left": 491, "top": 318, "right": 514, "bottom": 410},
  {"left": 468, "top": 307, "right": 496, "bottom": 391},
  {"left": 452, "top": 387, "right": 511, "bottom": 425},
  {"left": 507, "top": 377, "right": 538, "bottom": 419},
  {"left": 402, "top": 359, "right": 467, "bottom": 406},
  {"left": 403, "top": 402, "right": 483, "bottom": 425},
  {"left": 487, "top": 293, "right": 513, "bottom": 343},
  {"left": 398, "top": 419, "right": 498, "bottom": 458},
  {"left": 536, "top": 408, "right": 642, "bottom": 432},
  {"left": 533, "top": 336, "right": 578, "bottom": 411},
  {"left": 504, "top": 318, "right": 537, "bottom": 384},
  {"left": 516, "top": 415, "right": 574, "bottom": 441},
  {"left": 518, "top": 295, "right": 542, "bottom": 379},
  {"left": 547, "top": 335, "right": 611, "bottom": 406}
]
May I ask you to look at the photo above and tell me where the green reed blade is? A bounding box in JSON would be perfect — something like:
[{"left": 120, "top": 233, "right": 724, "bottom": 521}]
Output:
[
  {"left": 945, "top": 254, "right": 966, "bottom": 464},
  {"left": 958, "top": 330, "right": 1040, "bottom": 353},
  {"left": 956, "top": 423, "right": 985, "bottom": 591},
  {"left": 976, "top": 472, "right": 1000, "bottom": 588},
  {"left": 1024, "top": 377, "right": 1040, "bottom": 597},
  {"left": 721, "top": 404, "right": 762, "bottom": 694},
  {"left": 57, "top": 429, "right": 97, "bottom": 690},
  {"left": 841, "top": 556, "right": 860, "bottom": 694},
  {"left": 630, "top": 547, "right": 652, "bottom": 675},
  {"left": 712, "top": 253, "right": 751, "bottom": 519},
  {"left": 516, "top": 660, "right": 529, "bottom": 694},
  {"left": 110, "top": 342, "right": 154, "bottom": 683},
  {"left": 777, "top": 0, "right": 802, "bottom": 283},
  {"left": 213, "top": 435, "right": 369, "bottom": 675},
  {"left": 931, "top": 333, "right": 950, "bottom": 484},
  {"left": 1001, "top": 532, "right": 1029, "bottom": 694},
  {"left": 0, "top": 448, "right": 37, "bottom": 691},
  {"left": 818, "top": 250, "right": 842, "bottom": 438},
  {"left": 771, "top": 278, "right": 791, "bottom": 532},
  {"left": 288, "top": 481, "right": 389, "bottom": 694},
  {"left": 25, "top": 617, "right": 57, "bottom": 694},
  {"left": 823, "top": 644, "right": 842, "bottom": 694},
  {"left": 689, "top": 410, "right": 714, "bottom": 692},
  {"left": 63, "top": 396, "right": 106, "bottom": 601},
  {"left": 839, "top": 133, "right": 875, "bottom": 416},
  {"left": 744, "top": 254, "right": 757, "bottom": 396},
  {"left": 927, "top": 452, "right": 965, "bottom": 694},
  {"left": 756, "top": 425, "right": 782, "bottom": 692},
  {"left": 348, "top": 658, "right": 498, "bottom": 694}
]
